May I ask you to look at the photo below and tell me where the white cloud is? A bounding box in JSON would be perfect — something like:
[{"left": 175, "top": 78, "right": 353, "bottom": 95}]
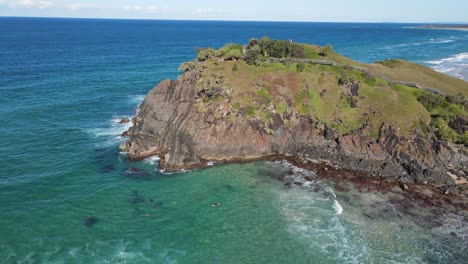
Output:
[
  {"left": 67, "top": 3, "right": 97, "bottom": 11},
  {"left": 0, "top": 0, "right": 54, "bottom": 9},
  {"left": 193, "top": 7, "right": 225, "bottom": 16},
  {"left": 38, "top": 0, "right": 52, "bottom": 9},
  {"left": 123, "top": 5, "right": 162, "bottom": 14}
]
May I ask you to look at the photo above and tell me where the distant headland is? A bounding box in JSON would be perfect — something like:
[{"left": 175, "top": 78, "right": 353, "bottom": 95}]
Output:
[{"left": 418, "top": 25, "right": 468, "bottom": 31}]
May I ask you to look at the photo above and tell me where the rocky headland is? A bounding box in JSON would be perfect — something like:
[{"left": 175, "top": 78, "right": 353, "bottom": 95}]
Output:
[{"left": 120, "top": 38, "right": 468, "bottom": 196}]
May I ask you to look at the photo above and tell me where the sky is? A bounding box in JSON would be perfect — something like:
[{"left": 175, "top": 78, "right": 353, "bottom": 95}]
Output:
[{"left": 0, "top": 0, "right": 467, "bottom": 22}]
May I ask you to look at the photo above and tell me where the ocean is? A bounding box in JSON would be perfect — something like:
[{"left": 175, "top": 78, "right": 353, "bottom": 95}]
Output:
[{"left": 0, "top": 17, "right": 467, "bottom": 263}]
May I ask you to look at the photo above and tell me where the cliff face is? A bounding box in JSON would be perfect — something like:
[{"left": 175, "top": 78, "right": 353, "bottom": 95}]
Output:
[{"left": 120, "top": 70, "right": 467, "bottom": 185}]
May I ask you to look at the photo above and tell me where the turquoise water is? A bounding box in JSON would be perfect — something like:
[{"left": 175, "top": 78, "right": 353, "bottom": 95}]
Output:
[{"left": 1, "top": 18, "right": 467, "bottom": 263}]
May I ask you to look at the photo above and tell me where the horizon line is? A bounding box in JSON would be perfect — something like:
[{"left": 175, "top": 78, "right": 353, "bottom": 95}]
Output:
[{"left": 1, "top": 15, "right": 467, "bottom": 24}]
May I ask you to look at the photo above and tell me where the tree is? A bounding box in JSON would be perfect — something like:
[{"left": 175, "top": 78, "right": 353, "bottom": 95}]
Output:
[
  {"left": 319, "top": 44, "right": 333, "bottom": 57},
  {"left": 269, "top": 40, "right": 287, "bottom": 58},
  {"left": 259, "top": 36, "right": 271, "bottom": 56},
  {"left": 288, "top": 43, "right": 305, "bottom": 58},
  {"left": 245, "top": 45, "right": 261, "bottom": 65},
  {"left": 247, "top": 38, "right": 259, "bottom": 49}
]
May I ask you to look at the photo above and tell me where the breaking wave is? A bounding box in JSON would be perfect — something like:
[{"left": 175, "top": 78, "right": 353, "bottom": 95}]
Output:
[{"left": 426, "top": 52, "right": 468, "bottom": 80}]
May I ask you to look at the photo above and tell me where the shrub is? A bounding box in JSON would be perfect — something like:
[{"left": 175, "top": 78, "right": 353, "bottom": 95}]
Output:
[
  {"left": 461, "top": 132, "right": 468, "bottom": 145},
  {"left": 417, "top": 93, "right": 445, "bottom": 111},
  {"left": 296, "top": 63, "right": 305, "bottom": 72},
  {"left": 217, "top": 43, "right": 242, "bottom": 58},
  {"left": 245, "top": 45, "right": 261, "bottom": 65},
  {"left": 259, "top": 36, "right": 271, "bottom": 56},
  {"left": 232, "top": 64, "right": 239, "bottom": 72},
  {"left": 225, "top": 49, "right": 243, "bottom": 60},
  {"left": 447, "top": 93, "right": 468, "bottom": 111},
  {"left": 288, "top": 43, "right": 305, "bottom": 58},
  {"left": 432, "top": 118, "right": 459, "bottom": 141},
  {"left": 319, "top": 44, "right": 333, "bottom": 57},
  {"left": 196, "top": 48, "right": 216, "bottom": 62},
  {"left": 242, "top": 106, "right": 256, "bottom": 116},
  {"left": 247, "top": 38, "right": 259, "bottom": 49},
  {"left": 268, "top": 40, "right": 287, "bottom": 58},
  {"left": 178, "top": 61, "right": 197, "bottom": 72}
]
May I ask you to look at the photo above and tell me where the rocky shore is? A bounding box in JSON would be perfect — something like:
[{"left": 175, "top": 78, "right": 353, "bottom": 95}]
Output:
[{"left": 120, "top": 69, "right": 467, "bottom": 194}]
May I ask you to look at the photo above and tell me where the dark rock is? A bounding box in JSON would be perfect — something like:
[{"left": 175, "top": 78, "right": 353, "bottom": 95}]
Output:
[
  {"left": 131, "top": 167, "right": 141, "bottom": 173},
  {"left": 294, "top": 182, "right": 303, "bottom": 186},
  {"left": 121, "top": 131, "right": 129, "bottom": 137},
  {"left": 401, "top": 184, "right": 409, "bottom": 191},
  {"left": 84, "top": 216, "right": 98, "bottom": 227},
  {"left": 304, "top": 176, "right": 313, "bottom": 181},
  {"left": 154, "top": 201, "right": 163, "bottom": 208},
  {"left": 119, "top": 117, "right": 130, "bottom": 124},
  {"left": 101, "top": 165, "right": 115, "bottom": 173},
  {"left": 129, "top": 191, "right": 145, "bottom": 205},
  {"left": 335, "top": 184, "right": 346, "bottom": 192},
  {"left": 119, "top": 70, "right": 466, "bottom": 186},
  {"left": 276, "top": 175, "right": 286, "bottom": 181}
]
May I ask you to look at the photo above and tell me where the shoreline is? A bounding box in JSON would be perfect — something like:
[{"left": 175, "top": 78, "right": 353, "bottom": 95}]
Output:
[
  {"left": 270, "top": 156, "right": 468, "bottom": 226},
  {"left": 140, "top": 152, "right": 468, "bottom": 216}
]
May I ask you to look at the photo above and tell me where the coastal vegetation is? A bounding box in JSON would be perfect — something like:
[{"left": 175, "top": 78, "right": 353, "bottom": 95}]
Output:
[{"left": 179, "top": 38, "right": 468, "bottom": 145}]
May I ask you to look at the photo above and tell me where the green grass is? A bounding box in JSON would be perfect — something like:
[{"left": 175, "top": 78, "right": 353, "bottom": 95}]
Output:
[{"left": 188, "top": 39, "right": 467, "bottom": 141}]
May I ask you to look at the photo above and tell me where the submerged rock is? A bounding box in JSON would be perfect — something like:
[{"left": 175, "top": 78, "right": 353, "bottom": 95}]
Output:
[{"left": 84, "top": 216, "right": 98, "bottom": 227}]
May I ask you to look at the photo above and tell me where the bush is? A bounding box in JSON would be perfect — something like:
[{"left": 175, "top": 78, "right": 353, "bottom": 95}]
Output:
[
  {"left": 232, "top": 64, "right": 238, "bottom": 72},
  {"left": 247, "top": 38, "right": 259, "bottom": 49},
  {"left": 447, "top": 93, "right": 468, "bottom": 111},
  {"left": 245, "top": 45, "right": 261, "bottom": 65},
  {"left": 296, "top": 63, "right": 305, "bottom": 72},
  {"left": 319, "top": 44, "right": 333, "bottom": 57},
  {"left": 259, "top": 36, "right": 271, "bottom": 56},
  {"left": 225, "top": 49, "right": 243, "bottom": 60},
  {"left": 218, "top": 43, "right": 243, "bottom": 58},
  {"left": 196, "top": 48, "right": 216, "bottom": 62},
  {"left": 178, "top": 61, "right": 197, "bottom": 72},
  {"left": 432, "top": 118, "right": 459, "bottom": 141},
  {"left": 461, "top": 132, "right": 468, "bottom": 145},
  {"left": 288, "top": 43, "right": 305, "bottom": 58},
  {"left": 417, "top": 93, "right": 445, "bottom": 111},
  {"left": 268, "top": 40, "right": 287, "bottom": 58}
]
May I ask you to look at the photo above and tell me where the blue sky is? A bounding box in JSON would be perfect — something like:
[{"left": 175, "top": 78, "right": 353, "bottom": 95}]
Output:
[{"left": 0, "top": 0, "right": 467, "bottom": 22}]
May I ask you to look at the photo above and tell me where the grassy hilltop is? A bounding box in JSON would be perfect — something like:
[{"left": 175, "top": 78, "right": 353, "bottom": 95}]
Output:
[{"left": 179, "top": 38, "right": 468, "bottom": 144}]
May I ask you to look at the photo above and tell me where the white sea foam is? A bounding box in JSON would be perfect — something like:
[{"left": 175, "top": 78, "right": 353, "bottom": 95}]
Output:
[
  {"left": 333, "top": 200, "right": 343, "bottom": 215},
  {"left": 426, "top": 52, "right": 468, "bottom": 80},
  {"left": 128, "top": 94, "right": 145, "bottom": 106},
  {"left": 86, "top": 116, "right": 134, "bottom": 148},
  {"left": 383, "top": 38, "right": 456, "bottom": 49},
  {"left": 144, "top": 156, "right": 161, "bottom": 165}
]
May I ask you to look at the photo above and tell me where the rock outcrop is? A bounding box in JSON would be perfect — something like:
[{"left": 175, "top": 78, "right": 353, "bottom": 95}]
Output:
[{"left": 120, "top": 70, "right": 467, "bottom": 185}]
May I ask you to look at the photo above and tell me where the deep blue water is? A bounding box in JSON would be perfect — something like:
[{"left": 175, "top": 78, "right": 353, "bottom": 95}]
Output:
[{"left": 0, "top": 17, "right": 467, "bottom": 263}]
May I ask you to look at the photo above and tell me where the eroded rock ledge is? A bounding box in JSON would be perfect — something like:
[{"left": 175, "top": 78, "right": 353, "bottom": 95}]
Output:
[{"left": 120, "top": 70, "right": 467, "bottom": 187}]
